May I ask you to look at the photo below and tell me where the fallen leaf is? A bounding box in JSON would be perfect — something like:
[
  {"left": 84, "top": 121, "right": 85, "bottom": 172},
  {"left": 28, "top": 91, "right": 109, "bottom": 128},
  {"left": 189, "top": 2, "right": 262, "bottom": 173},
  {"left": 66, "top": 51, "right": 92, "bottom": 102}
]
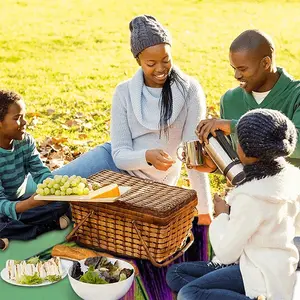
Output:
[
  {"left": 47, "top": 108, "right": 55, "bottom": 115},
  {"left": 49, "top": 151, "right": 64, "bottom": 160},
  {"left": 74, "top": 112, "right": 84, "bottom": 118},
  {"left": 82, "top": 122, "right": 92, "bottom": 129},
  {"left": 49, "top": 158, "right": 65, "bottom": 170},
  {"left": 72, "top": 140, "right": 88, "bottom": 146},
  {"left": 26, "top": 112, "right": 41, "bottom": 117},
  {"left": 52, "top": 137, "right": 69, "bottom": 145},
  {"left": 65, "top": 119, "right": 81, "bottom": 127},
  {"left": 78, "top": 133, "right": 88, "bottom": 139}
]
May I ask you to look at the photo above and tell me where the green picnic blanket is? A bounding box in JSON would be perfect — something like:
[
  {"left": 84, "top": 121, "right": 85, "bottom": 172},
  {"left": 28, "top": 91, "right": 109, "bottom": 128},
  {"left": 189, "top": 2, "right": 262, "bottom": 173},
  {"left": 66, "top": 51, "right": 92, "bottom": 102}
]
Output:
[
  {"left": 0, "top": 222, "right": 210, "bottom": 300},
  {"left": 0, "top": 227, "right": 81, "bottom": 300},
  {"left": 0, "top": 226, "right": 148, "bottom": 300}
]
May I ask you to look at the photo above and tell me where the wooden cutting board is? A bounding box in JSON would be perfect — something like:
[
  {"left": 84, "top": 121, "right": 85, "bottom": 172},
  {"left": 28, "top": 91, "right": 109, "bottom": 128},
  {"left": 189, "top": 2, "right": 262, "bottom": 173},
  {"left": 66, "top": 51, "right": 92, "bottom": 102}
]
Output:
[{"left": 34, "top": 186, "right": 131, "bottom": 202}]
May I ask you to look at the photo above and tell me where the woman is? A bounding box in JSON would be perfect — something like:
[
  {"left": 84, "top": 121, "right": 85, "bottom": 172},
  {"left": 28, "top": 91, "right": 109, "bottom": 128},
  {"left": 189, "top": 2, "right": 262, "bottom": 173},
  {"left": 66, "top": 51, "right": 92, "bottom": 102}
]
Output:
[{"left": 45, "top": 15, "right": 212, "bottom": 224}]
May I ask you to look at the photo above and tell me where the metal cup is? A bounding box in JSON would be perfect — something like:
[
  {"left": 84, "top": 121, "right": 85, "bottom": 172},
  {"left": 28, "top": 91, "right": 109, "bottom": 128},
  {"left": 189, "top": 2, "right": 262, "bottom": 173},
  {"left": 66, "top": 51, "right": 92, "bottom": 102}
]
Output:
[{"left": 177, "top": 140, "right": 203, "bottom": 166}]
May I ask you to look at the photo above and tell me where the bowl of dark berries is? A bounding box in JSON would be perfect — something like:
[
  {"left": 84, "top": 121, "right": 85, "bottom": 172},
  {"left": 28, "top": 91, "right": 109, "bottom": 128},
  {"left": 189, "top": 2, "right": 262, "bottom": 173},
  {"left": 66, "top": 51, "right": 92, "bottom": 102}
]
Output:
[{"left": 68, "top": 256, "right": 134, "bottom": 300}]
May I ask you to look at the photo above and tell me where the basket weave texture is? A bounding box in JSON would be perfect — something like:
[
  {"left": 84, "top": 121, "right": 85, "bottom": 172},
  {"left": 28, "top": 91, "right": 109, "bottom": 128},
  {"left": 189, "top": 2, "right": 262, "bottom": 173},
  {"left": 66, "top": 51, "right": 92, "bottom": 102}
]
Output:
[{"left": 69, "top": 170, "right": 197, "bottom": 264}]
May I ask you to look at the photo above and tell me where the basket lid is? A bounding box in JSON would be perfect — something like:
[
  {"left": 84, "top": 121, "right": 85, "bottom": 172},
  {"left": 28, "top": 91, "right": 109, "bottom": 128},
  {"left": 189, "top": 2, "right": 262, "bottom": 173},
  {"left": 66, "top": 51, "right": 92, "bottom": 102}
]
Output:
[{"left": 88, "top": 170, "right": 197, "bottom": 218}]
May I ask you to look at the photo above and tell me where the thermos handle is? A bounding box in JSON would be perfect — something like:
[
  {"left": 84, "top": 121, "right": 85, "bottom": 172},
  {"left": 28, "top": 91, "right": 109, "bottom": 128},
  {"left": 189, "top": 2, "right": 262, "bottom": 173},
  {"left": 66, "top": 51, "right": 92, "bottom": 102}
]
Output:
[{"left": 176, "top": 145, "right": 186, "bottom": 163}]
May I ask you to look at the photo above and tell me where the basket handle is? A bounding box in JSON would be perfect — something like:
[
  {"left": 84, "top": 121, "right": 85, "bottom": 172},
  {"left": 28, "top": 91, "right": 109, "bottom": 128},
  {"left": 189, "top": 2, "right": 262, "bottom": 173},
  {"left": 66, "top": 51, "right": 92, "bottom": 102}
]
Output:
[
  {"left": 132, "top": 221, "right": 194, "bottom": 268},
  {"left": 66, "top": 210, "right": 94, "bottom": 241}
]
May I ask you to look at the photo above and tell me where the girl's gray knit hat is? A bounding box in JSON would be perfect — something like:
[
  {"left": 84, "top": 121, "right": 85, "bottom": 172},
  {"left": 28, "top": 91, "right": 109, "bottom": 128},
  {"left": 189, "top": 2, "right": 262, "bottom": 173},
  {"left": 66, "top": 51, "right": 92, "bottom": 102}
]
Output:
[
  {"left": 237, "top": 108, "right": 297, "bottom": 160},
  {"left": 129, "top": 15, "right": 171, "bottom": 58}
]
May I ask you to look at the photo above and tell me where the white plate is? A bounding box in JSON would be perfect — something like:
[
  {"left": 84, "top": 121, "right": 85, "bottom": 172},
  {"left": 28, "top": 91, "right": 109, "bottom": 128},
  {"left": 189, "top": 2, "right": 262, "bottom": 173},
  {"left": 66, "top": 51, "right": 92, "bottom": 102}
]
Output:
[
  {"left": 0, "top": 259, "right": 73, "bottom": 287},
  {"left": 34, "top": 186, "right": 131, "bottom": 203}
]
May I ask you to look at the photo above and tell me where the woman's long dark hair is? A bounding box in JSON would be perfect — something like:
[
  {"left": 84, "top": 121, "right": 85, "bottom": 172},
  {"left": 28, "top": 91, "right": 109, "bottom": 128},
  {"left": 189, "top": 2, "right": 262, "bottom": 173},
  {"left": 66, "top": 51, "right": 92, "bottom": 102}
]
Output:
[{"left": 159, "top": 68, "right": 187, "bottom": 138}]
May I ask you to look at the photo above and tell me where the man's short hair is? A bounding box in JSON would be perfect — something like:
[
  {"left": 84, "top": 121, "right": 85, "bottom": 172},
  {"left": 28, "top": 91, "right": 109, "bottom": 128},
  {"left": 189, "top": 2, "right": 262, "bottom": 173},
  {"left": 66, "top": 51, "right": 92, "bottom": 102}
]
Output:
[{"left": 230, "top": 29, "right": 275, "bottom": 59}]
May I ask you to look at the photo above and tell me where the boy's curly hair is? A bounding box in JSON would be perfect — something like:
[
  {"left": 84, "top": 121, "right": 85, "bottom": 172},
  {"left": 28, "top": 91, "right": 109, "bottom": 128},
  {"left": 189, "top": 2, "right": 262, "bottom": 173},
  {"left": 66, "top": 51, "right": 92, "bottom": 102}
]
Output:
[{"left": 0, "top": 90, "right": 22, "bottom": 121}]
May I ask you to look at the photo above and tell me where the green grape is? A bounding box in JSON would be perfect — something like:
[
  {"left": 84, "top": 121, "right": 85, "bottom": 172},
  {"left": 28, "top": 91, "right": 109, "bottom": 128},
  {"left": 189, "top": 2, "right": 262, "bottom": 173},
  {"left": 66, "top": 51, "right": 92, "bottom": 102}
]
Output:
[
  {"left": 71, "top": 181, "right": 77, "bottom": 187},
  {"left": 77, "top": 189, "right": 84, "bottom": 195},
  {"left": 81, "top": 178, "right": 88, "bottom": 185},
  {"left": 47, "top": 182, "right": 54, "bottom": 188},
  {"left": 53, "top": 184, "right": 60, "bottom": 190},
  {"left": 61, "top": 175, "right": 68, "bottom": 184},
  {"left": 54, "top": 175, "right": 62, "bottom": 183},
  {"left": 78, "top": 182, "right": 85, "bottom": 190},
  {"left": 55, "top": 190, "right": 61, "bottom": 196},
  {"left": 92, "top": 182, "right": 101, "bottom": 190},
  {"left": 43, "top": 178, "right": 52, "bottom": 184},
  {"left": 72, "top": 187, "right": 79, "bottom": 194},
  {"left": 63, "top": 182, "right": 70, "bottom": 188},
  {"left": 66, "top": 188, "right": 73, "bottom": 195},
  {"left": 38, "top": 175, "right": 92, "bottom": 196},
  {"left": 36, "top": 188, "right": 44, "bottom": 195}
]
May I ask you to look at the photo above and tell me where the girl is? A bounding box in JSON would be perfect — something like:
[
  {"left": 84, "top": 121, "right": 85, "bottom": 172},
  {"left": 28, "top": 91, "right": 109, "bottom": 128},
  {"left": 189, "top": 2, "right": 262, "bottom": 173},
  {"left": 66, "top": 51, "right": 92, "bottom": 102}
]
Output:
[{"left": 166, "top": 108, "right": 300, "bottom": 300}]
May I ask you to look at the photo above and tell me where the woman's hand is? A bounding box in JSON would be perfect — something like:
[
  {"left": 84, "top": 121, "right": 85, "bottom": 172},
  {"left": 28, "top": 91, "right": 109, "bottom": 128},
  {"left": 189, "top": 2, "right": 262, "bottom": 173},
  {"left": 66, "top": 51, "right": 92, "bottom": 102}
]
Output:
[
  {"left": 196, "top": 118, "right": 231, "bottom": 145},
  {"left": 213, "top": 193, "right": 230, "bottom": 217},
  {"left": 146, "top": 149, "right": 175, "bottom": 171}
]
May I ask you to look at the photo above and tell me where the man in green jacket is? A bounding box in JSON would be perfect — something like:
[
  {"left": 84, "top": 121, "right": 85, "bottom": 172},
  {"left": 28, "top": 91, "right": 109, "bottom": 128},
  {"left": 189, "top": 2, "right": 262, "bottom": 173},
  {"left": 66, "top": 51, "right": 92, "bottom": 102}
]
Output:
[
  {"left": 197, "top": 29, "right": 300, "bottom": 168},
  {"left": 196, "top": 29, "right": 300, "bottom": 268}
]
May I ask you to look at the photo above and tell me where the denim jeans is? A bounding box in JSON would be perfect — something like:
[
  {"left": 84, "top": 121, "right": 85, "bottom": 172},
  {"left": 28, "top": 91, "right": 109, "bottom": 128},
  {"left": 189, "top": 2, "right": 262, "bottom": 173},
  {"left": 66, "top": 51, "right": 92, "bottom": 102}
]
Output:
[
  {"left": 166, "top": 261, "right": 253, "bottom": 300},
  {"left": 0, "top": 201, "right": 70, "bottom": 240},
  {"left": 26, "top": 142, "right": 125, "bottom": 193}
]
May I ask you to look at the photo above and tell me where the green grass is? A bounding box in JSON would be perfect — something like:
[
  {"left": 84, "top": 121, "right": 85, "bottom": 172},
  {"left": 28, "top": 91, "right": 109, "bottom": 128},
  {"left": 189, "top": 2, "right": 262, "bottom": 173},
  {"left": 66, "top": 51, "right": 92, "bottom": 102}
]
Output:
[{"left": 1, "top": 0, "right": 300, "bottom": 192}]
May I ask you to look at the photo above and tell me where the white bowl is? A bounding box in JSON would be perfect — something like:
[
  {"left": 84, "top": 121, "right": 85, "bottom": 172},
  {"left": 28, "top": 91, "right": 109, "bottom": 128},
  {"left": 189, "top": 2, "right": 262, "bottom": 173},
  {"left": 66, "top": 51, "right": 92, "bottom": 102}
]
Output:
[{"left": 68, "top": 257, "right": 135, "bottom": 300}]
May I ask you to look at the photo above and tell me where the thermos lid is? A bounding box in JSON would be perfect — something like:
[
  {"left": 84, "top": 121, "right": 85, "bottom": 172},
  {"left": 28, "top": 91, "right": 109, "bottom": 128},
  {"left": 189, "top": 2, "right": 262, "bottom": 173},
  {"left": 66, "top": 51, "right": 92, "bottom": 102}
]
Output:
[{"left": 231, "top": 171, "right": 246, "bottom": 185}]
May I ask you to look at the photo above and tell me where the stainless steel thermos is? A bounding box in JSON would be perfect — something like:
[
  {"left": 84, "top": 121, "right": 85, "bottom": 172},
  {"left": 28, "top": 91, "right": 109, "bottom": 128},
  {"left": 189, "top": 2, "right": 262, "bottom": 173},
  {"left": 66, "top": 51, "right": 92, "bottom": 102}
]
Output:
[{"left": 204, "top": 131, "right": 245, "bottom": 185}]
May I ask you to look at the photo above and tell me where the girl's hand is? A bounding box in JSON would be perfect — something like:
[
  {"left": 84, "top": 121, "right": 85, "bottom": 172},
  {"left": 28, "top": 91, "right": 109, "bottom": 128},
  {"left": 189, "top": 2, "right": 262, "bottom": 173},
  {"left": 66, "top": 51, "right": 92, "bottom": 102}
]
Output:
[
  {"left": 146, "top": 149, "right": 176, "bottom": 171},
  {"left": 213, "top": 193, "right": 230, "bottom": 217}
]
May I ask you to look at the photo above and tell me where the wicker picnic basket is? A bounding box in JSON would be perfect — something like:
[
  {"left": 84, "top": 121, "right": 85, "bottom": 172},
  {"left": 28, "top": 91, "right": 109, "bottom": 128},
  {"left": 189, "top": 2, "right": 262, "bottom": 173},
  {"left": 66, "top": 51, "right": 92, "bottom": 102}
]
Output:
[{"left": 66, "top": 170, "right": 197, "bottom": 267}]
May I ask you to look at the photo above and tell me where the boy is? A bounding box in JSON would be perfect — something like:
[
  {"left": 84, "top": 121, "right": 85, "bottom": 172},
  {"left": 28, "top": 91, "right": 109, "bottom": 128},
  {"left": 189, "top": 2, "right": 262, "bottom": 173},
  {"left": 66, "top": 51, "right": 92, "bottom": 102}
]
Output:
[{"left": 0, "top": 90, "right": 70, "bottom": 248}]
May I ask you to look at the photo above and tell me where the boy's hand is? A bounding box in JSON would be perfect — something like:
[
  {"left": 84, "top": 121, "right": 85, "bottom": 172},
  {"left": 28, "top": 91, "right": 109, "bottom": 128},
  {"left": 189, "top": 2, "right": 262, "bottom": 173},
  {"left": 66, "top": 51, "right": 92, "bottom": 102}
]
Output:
[
  {"left": 15, "top": 194, "right": 50, "bottom": 213},
  {"left": 27, "top": 195, "right": 51, "bottom": 207},
  {"left": 213, "top": 193, "right": 230, "bottom": 217},
  {"left": 196, "top": 119, "right": 231, "bottom": 145},
  {"left": 146, "top": 149, "right": 175, "bottom": 171}
]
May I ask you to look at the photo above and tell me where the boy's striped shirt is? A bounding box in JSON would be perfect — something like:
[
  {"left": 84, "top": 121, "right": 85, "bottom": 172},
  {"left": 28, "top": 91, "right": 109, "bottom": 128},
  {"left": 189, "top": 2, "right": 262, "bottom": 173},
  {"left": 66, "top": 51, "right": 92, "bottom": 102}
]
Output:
[{"left": 0, "top": 133, "right": 52, "bottom": 219}]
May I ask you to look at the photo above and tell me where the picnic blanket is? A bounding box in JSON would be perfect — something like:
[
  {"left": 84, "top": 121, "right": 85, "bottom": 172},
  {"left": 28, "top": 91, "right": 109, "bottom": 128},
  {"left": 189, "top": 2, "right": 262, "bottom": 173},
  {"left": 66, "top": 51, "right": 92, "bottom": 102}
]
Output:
[{"left": 0, "top": 221, "right": 210, "bottom": 300}]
